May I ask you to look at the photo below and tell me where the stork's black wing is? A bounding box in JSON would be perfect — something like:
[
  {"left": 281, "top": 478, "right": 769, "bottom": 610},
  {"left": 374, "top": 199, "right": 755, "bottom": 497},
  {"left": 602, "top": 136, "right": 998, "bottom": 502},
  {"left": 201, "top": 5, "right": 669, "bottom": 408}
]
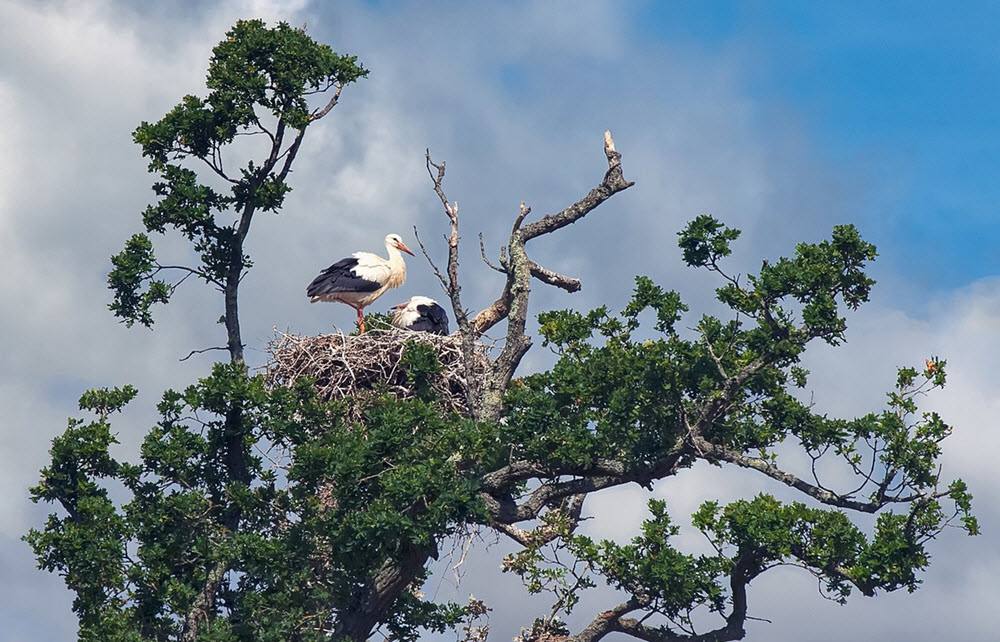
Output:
[
  {"left": 411, "top": 302, "right": 450, "bottom": 335},
  {"left": 306, "top": 258, "right": 381, "bottom": 297}
]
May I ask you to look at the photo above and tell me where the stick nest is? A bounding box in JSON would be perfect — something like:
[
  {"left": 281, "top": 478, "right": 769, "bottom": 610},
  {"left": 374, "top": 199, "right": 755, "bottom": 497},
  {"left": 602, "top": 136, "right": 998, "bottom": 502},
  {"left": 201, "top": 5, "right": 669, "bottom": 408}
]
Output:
[{"left": 265, "top": 329, "right": 490, "bottom": 419}]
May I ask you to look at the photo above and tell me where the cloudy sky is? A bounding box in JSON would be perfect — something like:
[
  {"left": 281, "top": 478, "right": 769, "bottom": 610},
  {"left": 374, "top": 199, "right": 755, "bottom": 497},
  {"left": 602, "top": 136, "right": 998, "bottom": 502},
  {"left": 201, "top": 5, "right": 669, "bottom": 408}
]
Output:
[{"left": 2, "top": 1, "right": 999, "bottom": 640}]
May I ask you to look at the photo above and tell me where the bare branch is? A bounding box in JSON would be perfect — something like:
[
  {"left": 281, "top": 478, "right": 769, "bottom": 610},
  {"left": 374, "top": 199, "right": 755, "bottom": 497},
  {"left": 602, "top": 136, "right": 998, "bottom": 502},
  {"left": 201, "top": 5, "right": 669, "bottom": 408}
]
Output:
[
  {"left": 483, "top": 475, "right": 618, "bottom": 528},
  {"left": 698, "top": 325, "right": 729, "bottom": 380},
  {"left": 309, "top": 82, "right": 344, "bottom": 122},
  {"left": 513, "top": 201, "right": 531, "bottom": 233},
  {"left": 167, "top": 270, "right": 195, "bottom": 295},
  {"left": 482, "top": 459, "right": 625, "bottom": 491},
  {"left": 567, "top": 599, "right": 640, "bottom": 642},
  {"left": 518, "top": 131, "right": 634, "bottom": 242},
  {"left": 262, "top": 118, "right": 287, "bottom": 182},
  {"left": 179, "top": 346, "right": 230, "bottom": 362},
  {"left": 198, "top": 152, "right": 238, "bottom": 185},
  {"left": 423, "top": 150, "right": 470, "bottom": 330},
  {"left": 479, "top": 233, "right": 505, "bottom": 273},
  {"left": 413, "top": 226, "right": 450, "bottom": 293},
  {"left": 421, "top": 150, "right": 494, "bottom": 421},
  {"left": 153, "top": 264, "right": 224, "bottom": 289},
  {"left": 691, "top": 435, "right": 918, "bottom": 513},
  {"left": 789, "top": 543, "right": 876, "bottom": 598},
  {"left": 492, "top": 522, "right": 536, "bottom": 547},
  {"left": 477, "top": 202, "right": 535, "bottom": 420},
  {"left": 471, "top": 131, "right": 633, "bottom": 336},
  {"left": 482, "top": 443, "right": 688, "bottom": 528},
  {"left": 427, "top": 156, "right": 466, "bottom": 298},
  {"left": 247, "top": 109, "right": 277, "bottom": 144},
  {"left": 529, "top": 260, "right": 582, "bottom": 293},
  {"left": 276, "top": 127, "right": 307, "bottom": 182},
  {"left": 492, "top": 494, "right": 587, "bottom": 547}
]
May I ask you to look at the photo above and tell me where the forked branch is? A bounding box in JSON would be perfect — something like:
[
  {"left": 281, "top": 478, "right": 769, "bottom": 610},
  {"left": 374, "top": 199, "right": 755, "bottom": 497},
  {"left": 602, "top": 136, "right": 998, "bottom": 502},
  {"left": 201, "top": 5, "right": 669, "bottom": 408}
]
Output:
[
  {"left": 422, "top": 131, "right": 633, "bottom": 421},
  {"left": 423, "top": 150, "right": 469, "bottom": 334},
  {"left": 469, "top": 131, "right": 634, "bottom": 338}
]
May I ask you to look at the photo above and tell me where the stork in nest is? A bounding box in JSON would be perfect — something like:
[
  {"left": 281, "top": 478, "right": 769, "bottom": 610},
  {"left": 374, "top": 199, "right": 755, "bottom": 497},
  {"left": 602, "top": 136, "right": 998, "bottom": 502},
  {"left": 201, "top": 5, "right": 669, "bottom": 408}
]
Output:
[
  {"left": 307, "top": 233, "right": 414, "bottom": 333},
  {"left": 390, "top": 296, "right": 450, "bottom": 335}
]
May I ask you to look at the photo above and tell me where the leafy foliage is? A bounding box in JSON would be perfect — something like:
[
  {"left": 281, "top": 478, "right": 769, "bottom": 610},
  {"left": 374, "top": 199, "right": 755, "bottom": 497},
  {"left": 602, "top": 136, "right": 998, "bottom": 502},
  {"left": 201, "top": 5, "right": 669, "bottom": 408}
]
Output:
[
  {"left": 109, "top": 19, "right": 367, "bottom": 328},
  {"left": 29, "top": 363, "right": 491, "bottom": 640},
  {"left": 493, "top": 217, "right": 975, "bottom": 635},
  {"left": 108, "top": 234, "right": 172, "bottom": 327}
]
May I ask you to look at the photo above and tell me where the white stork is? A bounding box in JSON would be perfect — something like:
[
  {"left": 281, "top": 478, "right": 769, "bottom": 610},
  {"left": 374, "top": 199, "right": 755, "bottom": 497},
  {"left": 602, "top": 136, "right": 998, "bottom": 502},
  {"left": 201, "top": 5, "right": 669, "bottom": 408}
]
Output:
[
  {"left": 390, "top": 296, "right": 450, "bottom": 335},
  {"left": 307, "top": 233, "right": 414, "bottom": 333}
]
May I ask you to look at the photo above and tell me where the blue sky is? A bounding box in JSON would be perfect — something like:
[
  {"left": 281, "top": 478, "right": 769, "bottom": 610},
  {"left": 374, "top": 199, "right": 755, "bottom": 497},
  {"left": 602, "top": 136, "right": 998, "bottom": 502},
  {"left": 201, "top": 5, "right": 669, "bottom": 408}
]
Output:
[
  {"left": 2, "top": 1, "right": 999, "bottom": 640},
  {"left": 457, "top": 0, "right": 1000, "bottom": 292},
  {"left": 635, "top": 1, "right": 1000, "bottom": 290}
]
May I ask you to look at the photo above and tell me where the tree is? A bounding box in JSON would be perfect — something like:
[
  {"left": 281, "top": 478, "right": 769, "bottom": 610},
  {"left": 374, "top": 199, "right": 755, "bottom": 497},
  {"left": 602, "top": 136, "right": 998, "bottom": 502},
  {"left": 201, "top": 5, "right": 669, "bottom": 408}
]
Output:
[{"left": 28, "top": 20, "right": 977, "bottom": 642}]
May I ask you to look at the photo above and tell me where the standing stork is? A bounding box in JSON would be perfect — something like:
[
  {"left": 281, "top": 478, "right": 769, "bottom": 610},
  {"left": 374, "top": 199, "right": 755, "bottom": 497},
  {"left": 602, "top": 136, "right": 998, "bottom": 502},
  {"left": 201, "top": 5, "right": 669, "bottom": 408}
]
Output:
[
  {"left": 390, "top": 296, "right": 450, "bottom": 335},
  {"left": 307, "top": 233, "right": 414, "bottom": 333}
]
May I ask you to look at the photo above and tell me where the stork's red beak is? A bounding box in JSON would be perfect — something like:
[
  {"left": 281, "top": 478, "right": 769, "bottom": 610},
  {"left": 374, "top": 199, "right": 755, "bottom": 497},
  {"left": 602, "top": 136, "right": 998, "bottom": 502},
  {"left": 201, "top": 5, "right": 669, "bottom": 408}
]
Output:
[
  {"left": 396, "top": 240, "right": 415, "bottom": 256},
  {"left": 390, "top": 302, "right": 406, "bottom": 310}
]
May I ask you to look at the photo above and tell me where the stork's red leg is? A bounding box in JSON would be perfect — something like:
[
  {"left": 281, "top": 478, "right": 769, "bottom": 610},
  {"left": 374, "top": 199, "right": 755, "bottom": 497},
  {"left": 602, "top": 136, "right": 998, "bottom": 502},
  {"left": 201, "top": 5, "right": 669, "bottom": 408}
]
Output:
[{"left": 357, "top": 306, "right": 367, "bottom": 334}]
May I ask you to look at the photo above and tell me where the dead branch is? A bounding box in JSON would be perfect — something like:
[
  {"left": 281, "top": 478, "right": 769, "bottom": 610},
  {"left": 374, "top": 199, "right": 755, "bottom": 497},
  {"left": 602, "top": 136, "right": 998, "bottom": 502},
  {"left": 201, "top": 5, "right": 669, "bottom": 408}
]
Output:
[
  {"left": 470, "top": 131, "right": 634, "bottom": 338},
  {"left": 424, "top": 150, "right": 469, "bottom": 332},
  {"left": 528, "top": 260, "right": 582, "bottom": 293},
  {"left": 309, "top": 82, "right": 345, "bottom": 122},
  {"left": 518, "top": 131, "right": 634, "bottom": 243},
  {"left": 179, "top": 346, "right": 229, "bottom": 362},
  {"left": 479, "top": 233, "right": 505, "bottom": 273}
]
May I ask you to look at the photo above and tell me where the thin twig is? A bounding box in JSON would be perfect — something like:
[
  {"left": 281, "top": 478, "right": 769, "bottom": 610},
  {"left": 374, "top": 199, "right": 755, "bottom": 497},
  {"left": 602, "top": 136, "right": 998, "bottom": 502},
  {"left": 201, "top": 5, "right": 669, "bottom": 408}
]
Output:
[
  {"left": 414, "top": 225, "right": 450, "bottom": 294},
  {"left": 180, "top": 346, "right": 230, "bottom": 362},
  {"left": 479, "top": 233, "right": 505, "bottom": 273}
]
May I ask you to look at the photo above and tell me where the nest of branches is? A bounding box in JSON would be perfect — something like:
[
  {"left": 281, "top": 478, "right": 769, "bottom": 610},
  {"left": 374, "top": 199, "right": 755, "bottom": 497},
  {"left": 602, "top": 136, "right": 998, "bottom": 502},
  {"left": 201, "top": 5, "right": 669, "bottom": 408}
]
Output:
[{"left": 265, "top": 328, "right": 489, "bottom": 420}]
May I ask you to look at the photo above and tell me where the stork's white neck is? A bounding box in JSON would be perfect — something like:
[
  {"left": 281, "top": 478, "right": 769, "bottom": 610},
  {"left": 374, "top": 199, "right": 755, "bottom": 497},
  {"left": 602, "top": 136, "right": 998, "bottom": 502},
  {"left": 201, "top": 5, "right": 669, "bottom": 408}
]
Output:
[
  {"left": 384, "top": 241, "right": 405, "bottom": 264},
  {"left": 383, "top": 241, "right": 407, "bottom": 288}
]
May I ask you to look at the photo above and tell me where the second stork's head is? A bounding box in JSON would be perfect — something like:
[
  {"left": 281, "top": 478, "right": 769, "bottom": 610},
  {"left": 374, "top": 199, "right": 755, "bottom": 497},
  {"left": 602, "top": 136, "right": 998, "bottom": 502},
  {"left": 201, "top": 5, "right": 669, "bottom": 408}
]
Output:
[{"left": 390, "top": 295, "right": 450, "bottom": 335}]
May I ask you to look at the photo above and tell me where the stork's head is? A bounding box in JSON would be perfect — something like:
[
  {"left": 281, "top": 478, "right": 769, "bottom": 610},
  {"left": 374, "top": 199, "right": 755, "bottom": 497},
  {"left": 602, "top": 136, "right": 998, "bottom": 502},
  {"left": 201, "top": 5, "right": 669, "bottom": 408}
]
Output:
[
  {"left": 391, "top": 295, "right": 437, "bottom": 311},
  {"left": 385, "top": 233, "right": 415, "bottom": 256}
]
